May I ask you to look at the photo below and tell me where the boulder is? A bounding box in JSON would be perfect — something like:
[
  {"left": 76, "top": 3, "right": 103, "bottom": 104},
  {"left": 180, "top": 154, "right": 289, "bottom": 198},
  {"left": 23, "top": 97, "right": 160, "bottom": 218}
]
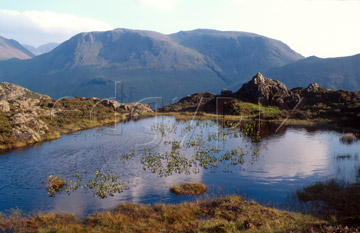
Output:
[
  {"left": 235, "top": 73, "right": 297, "bottom": 106},
  {"left": 305, "top": 83, "right": 320, "bottom": 92}
]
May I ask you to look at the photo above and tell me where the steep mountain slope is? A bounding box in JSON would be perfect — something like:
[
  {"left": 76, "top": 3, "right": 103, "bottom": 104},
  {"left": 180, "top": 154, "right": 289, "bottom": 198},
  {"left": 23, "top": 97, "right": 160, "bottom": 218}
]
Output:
[
  {"left": 263, "top": 54, "right": 360, "bottom": 91},
  {"left": 23, "top": 42, "right": 59, "bottom": 55},
  {"left": 0, "top": 28, "right": 304, "bottom": 103},
  {"left": 0, "top": 36, "right": 34, "bottom": 60},
  {"left": 0, "top": 29, "right": 225, "bottom": 103},
  {"left": 169, "top": 29, "right": 304, "bottom": 84}
]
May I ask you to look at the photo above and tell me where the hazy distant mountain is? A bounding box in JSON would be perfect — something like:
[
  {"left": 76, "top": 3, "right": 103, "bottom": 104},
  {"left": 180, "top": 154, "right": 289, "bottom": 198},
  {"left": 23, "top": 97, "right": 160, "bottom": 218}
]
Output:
[
  {"left": 169, "top": 29, "right": 304, "bottom": 83},
  {"left": 0, "top": 28, "right": 303, "bottom": 103},
  {"left": 263, "top": 54, "right": 360, "bottom": 91},
  {"left": 23, "top": 42, "right": 60, "bottom": 55},
  {"left": 0, "top": 36, "right": 34, "bottom": 60}
]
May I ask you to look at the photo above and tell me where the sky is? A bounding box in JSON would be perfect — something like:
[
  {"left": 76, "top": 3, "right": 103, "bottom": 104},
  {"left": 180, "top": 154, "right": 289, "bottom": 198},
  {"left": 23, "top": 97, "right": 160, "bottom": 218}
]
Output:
[{"left": 0, "top": 0, "right": 359, "bottom": 58}]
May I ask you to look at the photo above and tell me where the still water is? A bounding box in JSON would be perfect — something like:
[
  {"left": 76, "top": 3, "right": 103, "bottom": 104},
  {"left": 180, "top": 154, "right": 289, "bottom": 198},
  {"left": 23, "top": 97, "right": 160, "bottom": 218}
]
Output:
[{"left": 0, "top": 116, "right": 359, "bottom": 215}]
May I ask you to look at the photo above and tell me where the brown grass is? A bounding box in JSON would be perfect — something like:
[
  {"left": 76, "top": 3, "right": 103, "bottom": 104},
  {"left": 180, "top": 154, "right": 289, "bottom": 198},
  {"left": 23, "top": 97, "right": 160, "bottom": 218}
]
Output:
[
  {"left": 0, "top": 196, "right": 328, "bottom": 232},
  {"left": 170, "top": 182, "right": 207, "bottom": 195},
  {"left": 46, "top": 176, "right": 67, "bottom": 194}
]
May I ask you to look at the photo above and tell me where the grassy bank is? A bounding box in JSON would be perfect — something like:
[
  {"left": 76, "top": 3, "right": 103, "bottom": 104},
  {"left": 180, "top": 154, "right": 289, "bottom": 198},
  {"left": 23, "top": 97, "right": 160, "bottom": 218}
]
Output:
[{"left": 0, "top": 196, "right": 328, "bottom": 233}]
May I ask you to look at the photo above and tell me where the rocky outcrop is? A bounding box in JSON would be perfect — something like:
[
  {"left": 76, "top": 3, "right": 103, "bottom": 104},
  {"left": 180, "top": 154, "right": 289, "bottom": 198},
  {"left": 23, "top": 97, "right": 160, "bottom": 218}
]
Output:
[
  {"left": 0, "top": 82, "right": 50, "bottom": 101},
  {"left": 159, "top": 92, "right": 216, "bottom": 112},
  {"left": 0, "top": 82, "right": 154, "bottom": 151},
  {"left": 305, "top": 83, "right": 320, "bottom": 92},
  {"left": 235, "top": 73, "right": 299, "bottom": 106},
  {"left": 101, "top": 100, "right": 153, "bottom": 116}
]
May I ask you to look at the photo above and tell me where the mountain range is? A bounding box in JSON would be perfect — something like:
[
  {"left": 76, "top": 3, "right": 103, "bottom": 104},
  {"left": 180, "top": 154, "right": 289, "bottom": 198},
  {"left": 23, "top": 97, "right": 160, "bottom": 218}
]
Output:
[
  {"left": 263, "top": 54, "right": 360, "bottom": 91},
  {"left": 0, "top": 36, "right": 34, "bottom": 60},
  {"left": 0, "top": 28, "right": 359, "bottom": 104},
  {"left": 23, "top": 43, "right": 60, "bottom": 55},
  {"left": 0, "top": 28, "right": 304, "bottom": 103}
]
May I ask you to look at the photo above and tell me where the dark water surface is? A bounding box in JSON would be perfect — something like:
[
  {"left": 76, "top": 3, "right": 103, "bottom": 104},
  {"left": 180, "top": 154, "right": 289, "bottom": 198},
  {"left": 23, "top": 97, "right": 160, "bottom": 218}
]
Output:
[{"left": 0, "top": 116, "right": 359, "bottom": 215}]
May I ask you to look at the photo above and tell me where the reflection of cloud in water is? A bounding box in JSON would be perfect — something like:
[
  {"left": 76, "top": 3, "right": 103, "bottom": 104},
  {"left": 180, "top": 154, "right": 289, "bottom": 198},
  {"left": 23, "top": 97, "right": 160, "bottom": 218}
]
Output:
[
  {"left": 51, "top": 168, "right": 203, "bottom": 214},
  {"left": 122, "top": 171, "right": 203, "bottom": 202},
  {"left": 242, "top": 129, "right": 331, "bottom": 180}
]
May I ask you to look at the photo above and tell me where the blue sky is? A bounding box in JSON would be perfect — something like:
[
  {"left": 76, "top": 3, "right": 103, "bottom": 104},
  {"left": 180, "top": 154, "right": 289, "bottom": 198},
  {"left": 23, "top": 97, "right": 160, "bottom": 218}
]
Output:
[{"left": 0, "top": 0, "right": 360, "bottom": 58}]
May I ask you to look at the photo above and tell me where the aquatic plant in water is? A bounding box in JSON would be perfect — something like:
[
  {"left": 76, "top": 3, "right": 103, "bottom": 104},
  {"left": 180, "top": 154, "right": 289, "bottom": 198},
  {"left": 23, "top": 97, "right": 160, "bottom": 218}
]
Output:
[
  {"left": 123, "top": 118, "right": 263, "bottom": 177},
  {"left": 47, "top": 170, "right": 128, "bottom": 198}
]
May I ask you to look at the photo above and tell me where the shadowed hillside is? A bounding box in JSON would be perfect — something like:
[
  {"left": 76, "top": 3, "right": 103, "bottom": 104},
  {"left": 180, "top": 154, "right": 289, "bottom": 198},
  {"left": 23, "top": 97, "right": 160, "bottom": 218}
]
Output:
[
  {"left": 262, "top": 54, "right": 360, "bottom": 91},
  {"left": 0, "top": 29, "right": 302, "bottom": 103}
]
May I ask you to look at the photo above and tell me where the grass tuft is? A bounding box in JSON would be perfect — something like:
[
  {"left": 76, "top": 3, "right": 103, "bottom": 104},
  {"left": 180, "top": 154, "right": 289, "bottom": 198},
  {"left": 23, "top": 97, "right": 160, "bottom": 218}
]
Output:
[{"left": 170, "top": 182, "right": 207, "bottom": 195}]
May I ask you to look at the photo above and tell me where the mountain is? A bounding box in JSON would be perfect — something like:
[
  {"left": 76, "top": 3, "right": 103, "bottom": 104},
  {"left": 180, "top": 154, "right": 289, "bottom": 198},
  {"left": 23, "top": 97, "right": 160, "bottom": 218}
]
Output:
[
  {"left": 0, "top": 28, "right": 302, "bottom": 103},
  {"left": 169, "top": 29, "right": 304, "bottom": 83},
  {"left": 23, "top": 42, "right": 60, "bottom": 55},
  {"left": 262, "top": 54, "right": 360, "bottom": 91},
  {"left": 0, "top": 36, "right": 34, "bottom": 60}
]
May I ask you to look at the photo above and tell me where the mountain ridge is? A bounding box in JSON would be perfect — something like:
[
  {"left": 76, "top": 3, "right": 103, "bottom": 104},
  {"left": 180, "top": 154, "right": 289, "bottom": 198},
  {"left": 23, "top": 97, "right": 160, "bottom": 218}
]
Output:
[
  {"left": 0, "top": 28, "right": 304, "bottom": 103},
  {"left": 264, "top": 53, "right": 360, "bottom": 91},
  {"left": 0, "top": 36, "right": 34, "bottom": 60}
]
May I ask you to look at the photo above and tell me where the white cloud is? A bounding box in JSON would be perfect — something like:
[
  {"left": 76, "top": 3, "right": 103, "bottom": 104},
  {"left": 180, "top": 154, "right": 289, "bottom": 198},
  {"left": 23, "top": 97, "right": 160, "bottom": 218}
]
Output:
[
  {"left": 140, "top": 0, "right": 178, "bottom": 11},
  {"left": 0, "top": 9, "right": 113, "bottom": 46},
  {"left": 227, "top": 0, "right": 360, "bottom": 57}
]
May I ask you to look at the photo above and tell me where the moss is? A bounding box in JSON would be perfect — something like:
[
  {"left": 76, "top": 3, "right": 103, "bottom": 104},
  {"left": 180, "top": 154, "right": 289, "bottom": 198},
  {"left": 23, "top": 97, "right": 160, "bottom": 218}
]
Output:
[{"left": 170, "top": 182, "right": 207, "bottom": 195}]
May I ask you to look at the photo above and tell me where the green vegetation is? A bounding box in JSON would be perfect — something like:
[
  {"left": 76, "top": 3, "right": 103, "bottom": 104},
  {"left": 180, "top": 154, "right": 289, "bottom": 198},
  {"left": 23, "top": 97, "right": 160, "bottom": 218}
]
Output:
[
  {"left": 46, "top": 176, "right": 67, "bottom": 195},
  {"left": 297, "top": 180, "right": 360, "bottom": 225},
  {"left": 0, "top": 196, "right": 328, "bottom": 232},
  {"left": 170, "top": 182, "right": 207, "bottom": 195},
  {"left": 129, "top": 119, "right": 261, "bottom": 177},
  {"left": 224, "top": 101, "right": 284, "bottom": 119},
  {"left": 48, "top": 171, "right": 128, "bottom": 199}
]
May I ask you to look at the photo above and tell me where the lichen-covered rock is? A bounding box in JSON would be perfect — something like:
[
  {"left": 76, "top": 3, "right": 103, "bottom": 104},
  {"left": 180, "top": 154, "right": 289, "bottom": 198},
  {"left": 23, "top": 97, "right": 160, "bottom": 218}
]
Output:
[
  {"left": 101, "top": 100, "right": 153, "bottom": 116},
  {"left": 0, "top": 100, "right": 10, "bottom": 112},
  {"left": 0, "top": 82, "right": 50, "bottom": 101}
]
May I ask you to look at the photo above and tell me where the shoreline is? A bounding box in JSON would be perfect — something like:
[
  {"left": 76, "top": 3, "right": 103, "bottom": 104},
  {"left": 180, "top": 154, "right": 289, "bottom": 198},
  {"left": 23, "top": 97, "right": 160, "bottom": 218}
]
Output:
[{"left": 2, "top": 111, "right": 358, "bottom": 154}]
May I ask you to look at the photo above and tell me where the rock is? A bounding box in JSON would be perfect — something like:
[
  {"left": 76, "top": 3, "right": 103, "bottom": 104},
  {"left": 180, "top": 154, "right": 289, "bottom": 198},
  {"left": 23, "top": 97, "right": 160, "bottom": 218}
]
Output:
[
  {"left": 235, "top": 73, "right": 296, "bottom": 106},
  {"left": 0, "top": 100, "right": 10, "bottom": 112},
  {"left": 101, "top": 99, "right": 122, "bottom": 109},
  {"left": 100, "top": 99, "right": 153, "bottom": 115},
  {"left": 125, "top": 103, "right": 154, "bottom": 116},
  {"left": 0, "top": 82, "right": 50, "bottom": 101},
  {"left": 159, "top": 92, "right": 216, "bottom": 112},
  {"left": 305, "top": 83, "right": 320, "bottom": 92}
]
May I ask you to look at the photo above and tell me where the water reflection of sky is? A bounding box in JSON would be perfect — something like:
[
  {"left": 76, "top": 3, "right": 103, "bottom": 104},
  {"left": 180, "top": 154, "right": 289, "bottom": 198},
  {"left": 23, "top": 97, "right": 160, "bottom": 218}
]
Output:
[{"left": 0, "top": 116, "right": 359, "bottom": 215}]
